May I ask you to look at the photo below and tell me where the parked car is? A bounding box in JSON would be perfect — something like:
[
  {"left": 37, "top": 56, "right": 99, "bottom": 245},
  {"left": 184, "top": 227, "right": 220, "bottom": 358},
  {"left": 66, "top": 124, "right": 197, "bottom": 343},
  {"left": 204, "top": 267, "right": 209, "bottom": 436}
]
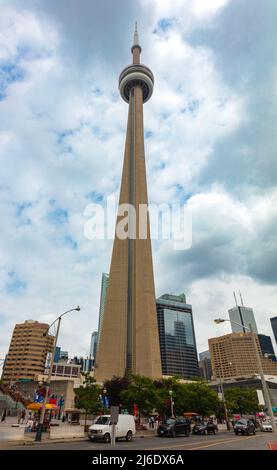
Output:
[
  {"left": 234, "top": 419, "right": 256, "bottom": 435},
  {"left": 88, "top": 414, "right": 136, "bottom": 443},
  {"left": 157, "top": 418, "right": 191, "bottom": 437},
  {"left": 192, "top": 421, "right": 218, "bottom": 435},
  {"left": 260, "top": 420, "right": 272, "bottom": 432}
]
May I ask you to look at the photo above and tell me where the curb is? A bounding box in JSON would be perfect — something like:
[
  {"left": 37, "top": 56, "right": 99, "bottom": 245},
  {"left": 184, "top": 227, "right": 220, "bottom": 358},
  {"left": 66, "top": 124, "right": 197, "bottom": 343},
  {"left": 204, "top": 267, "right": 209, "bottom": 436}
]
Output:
[{"left": 0, "top": 433, "right": 156, "bottom": 448}]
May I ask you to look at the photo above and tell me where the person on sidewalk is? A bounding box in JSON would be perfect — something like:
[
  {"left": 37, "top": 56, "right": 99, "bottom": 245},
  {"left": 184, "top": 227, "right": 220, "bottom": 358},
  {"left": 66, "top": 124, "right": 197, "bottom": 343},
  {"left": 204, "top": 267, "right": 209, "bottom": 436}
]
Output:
[
  {"left": 26, "top": 418, "right": 34, "bottom": 432},
  {"left": 148, "top": 416, "right": 155, "bottom": 429},
  {"left": 18, "top": 410, "right": 26, "bottom": 425}
]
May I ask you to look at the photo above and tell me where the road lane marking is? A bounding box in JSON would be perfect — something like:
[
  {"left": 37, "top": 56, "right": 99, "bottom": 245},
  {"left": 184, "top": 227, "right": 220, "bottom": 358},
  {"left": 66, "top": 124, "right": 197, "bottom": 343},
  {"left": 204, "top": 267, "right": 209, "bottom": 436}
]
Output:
[
  {"left": 187, "top": 434, "right": 259, "bottom": 450},
  {"left": 145, "top": 434, "right": 259, "bottom": 451}
]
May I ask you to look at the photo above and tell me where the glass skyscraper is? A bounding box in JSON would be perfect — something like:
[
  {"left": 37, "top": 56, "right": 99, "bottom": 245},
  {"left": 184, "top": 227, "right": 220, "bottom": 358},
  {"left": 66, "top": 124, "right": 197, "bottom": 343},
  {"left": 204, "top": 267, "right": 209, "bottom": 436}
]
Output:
[
  {"left": 90, "top": 331, "right": 98, "bottom": 364},
  {"left": 156, "top": 293, "right": 199, "bottom": 379},
  {"left": 258, "top": 334, "right": 276, "bottom": 361},
  {"left": 97, "top": 273, "right": 109, "bottom": 343},
  {"left": 271, "top": 316, "right": 277, "bottom": 346},
  {"left": 228, "top": 305, "right": 258, "bottom": 334}
]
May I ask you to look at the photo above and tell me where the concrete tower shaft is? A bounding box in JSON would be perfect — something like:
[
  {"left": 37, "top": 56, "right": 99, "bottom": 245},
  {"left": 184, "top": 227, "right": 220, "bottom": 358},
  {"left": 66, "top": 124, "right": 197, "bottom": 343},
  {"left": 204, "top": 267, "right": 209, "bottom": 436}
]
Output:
[{"left": 95, "top": 26, "right": 162, "bottom": 381}]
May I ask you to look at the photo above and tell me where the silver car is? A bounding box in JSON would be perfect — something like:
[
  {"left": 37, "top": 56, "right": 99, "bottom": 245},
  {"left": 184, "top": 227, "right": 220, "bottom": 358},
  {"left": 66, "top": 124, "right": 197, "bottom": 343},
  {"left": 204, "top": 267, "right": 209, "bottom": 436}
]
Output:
[{"left": 260, "top": 420, "right": 272, "bottom": 432}]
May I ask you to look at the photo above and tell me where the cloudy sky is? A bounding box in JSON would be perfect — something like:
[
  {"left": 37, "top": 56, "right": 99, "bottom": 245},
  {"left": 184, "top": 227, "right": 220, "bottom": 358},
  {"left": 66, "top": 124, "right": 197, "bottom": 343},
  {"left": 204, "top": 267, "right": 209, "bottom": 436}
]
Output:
[{"left": 1, "top": 0, "right": 277, "bottom": 368}]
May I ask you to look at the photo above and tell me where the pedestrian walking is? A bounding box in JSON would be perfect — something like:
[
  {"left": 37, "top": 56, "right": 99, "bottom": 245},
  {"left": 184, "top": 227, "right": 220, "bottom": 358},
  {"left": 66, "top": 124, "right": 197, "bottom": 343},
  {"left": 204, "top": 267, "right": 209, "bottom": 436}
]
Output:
[{"left": 1, "top": 408, "right": 7, "bottom": 422}]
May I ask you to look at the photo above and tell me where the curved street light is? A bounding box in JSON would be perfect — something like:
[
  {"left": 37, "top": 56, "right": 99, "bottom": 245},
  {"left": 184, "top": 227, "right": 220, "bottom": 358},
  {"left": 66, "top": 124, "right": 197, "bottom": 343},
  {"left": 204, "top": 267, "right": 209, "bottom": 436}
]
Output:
[
  {"left": 214, "top": 317, "right": 277, "bottom": 436},
  {"left": 169, "top": 390, "right": 174, "bottom": 418},
  {"left": 35, "top": 306, "right": 81, "bottom": 442}
]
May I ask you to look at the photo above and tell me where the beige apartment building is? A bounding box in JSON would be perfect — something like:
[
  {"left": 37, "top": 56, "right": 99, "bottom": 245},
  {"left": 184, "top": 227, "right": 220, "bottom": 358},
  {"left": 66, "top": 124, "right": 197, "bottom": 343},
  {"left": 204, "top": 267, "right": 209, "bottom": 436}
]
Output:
[
  {"left": 2, "top": 320, "right": 54, "bottom": 384},
  {"left": 209, "top": 332, "right": 277, "bottom": 379}
]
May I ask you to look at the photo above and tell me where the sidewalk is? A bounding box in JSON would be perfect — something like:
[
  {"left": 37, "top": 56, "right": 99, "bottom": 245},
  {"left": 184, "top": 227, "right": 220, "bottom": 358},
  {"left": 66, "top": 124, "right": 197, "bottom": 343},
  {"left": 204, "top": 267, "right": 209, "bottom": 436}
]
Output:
[{"left": 0, "top": 428, "right": 157, "bottom": 448}]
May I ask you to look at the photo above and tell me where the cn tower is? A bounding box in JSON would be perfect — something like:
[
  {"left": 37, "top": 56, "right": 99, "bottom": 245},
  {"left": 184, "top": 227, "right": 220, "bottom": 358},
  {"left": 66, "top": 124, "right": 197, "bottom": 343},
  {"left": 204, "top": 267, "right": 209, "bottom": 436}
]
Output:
[{"left": 95, "top": 25, "right": 162, "bottom": 381}]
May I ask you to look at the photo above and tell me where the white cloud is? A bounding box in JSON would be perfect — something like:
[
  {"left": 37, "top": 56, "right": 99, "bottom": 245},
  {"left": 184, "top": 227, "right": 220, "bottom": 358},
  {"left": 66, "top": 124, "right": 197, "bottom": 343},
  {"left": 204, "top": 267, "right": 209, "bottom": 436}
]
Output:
[
  {"left": 0, "top": 0, "right": 276, "bottom": 370},
  {"left": 192, "top": 0, "right": 230, "bottom": 18}
]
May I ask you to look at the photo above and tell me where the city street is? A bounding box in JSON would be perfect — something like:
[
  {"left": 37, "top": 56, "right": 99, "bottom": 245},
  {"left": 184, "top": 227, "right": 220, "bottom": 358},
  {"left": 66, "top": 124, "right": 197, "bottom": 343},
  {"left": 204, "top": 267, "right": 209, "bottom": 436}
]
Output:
[{"left": 3, "top": 431, "right": 275, "bottom": 451}]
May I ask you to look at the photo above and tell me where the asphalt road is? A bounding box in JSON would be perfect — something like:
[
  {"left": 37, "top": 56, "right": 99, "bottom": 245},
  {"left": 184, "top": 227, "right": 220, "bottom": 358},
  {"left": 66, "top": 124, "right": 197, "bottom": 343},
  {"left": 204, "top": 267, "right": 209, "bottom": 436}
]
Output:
[{"left": 5, "top": 431, "right": 275, "bottom": 451}]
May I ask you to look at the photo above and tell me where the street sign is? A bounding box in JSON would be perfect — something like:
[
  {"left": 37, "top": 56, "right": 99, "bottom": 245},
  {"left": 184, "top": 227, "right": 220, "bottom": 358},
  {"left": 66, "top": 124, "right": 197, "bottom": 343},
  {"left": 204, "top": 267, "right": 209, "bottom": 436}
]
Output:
[{"left": 103, "top": 396, "right": 109, "bottom": 408}]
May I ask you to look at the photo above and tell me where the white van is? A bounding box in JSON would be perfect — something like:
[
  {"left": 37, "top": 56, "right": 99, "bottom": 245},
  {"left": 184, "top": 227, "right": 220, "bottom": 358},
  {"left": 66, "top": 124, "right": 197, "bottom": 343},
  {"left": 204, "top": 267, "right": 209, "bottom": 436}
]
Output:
[{"left": 88, "top": 414, "right": 136, "bottom": 443}]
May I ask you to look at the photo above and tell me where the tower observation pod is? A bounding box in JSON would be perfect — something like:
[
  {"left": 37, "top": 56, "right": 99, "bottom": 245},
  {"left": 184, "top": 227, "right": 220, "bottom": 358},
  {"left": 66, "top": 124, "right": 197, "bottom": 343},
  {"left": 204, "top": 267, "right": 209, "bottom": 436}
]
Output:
[
  {"left": 119, "top": 24, "right": 154, "bottom": 103},
  {"left": 95, "top": 25, "right": 162, "bottom": 382}
]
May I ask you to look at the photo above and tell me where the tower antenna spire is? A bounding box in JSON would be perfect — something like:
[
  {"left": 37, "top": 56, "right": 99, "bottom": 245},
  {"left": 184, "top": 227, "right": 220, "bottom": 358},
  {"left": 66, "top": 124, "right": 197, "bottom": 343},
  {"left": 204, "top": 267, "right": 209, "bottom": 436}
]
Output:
[
  {"left": 233, "top": 291, "right": 238, "bottom": 306},
  {"left": 133, "top": 21, "right": 140, "bottom": 46}
]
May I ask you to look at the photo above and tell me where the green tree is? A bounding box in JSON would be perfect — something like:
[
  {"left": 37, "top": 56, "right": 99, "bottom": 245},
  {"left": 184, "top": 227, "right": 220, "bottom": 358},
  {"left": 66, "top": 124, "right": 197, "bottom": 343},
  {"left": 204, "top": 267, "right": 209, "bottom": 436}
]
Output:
[
  {"left": 180, "top": 382, "right": 221, "bottom": 417},
  {"left": 104, "top": 376, "right": 131, "bottom": 407},
  {"left": 120, "top": 374, "right": 162, "bottom": 421},
  {"left": 225, "top": 387, "right": 261, "bottom": 415},
  {"left": 153, "top": 376, "right": 185, "bottom": 417},
  {"left": 154, "top": 379, "right": 220, "bottom": 418},
  {"left": 74, "top": 373, "right": 102, "bottom": 426}
]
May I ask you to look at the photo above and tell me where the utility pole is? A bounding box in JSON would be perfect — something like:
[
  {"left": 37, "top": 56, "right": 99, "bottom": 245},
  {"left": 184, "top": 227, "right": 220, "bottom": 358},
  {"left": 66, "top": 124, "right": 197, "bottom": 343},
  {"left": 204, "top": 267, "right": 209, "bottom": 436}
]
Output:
[{"left": 249, "top": 323, "right": 277, "bottom": 436}]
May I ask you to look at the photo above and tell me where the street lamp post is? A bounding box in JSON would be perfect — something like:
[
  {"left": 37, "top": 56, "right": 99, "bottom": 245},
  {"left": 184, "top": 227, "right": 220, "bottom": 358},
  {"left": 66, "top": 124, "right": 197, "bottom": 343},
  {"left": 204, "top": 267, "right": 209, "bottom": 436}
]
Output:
[
  {"left": 102, "top": 387, "right": 107, "bottom": 412},
  {"left": 216, "top": 369, "right": 231, "bottom": 431},
  {"left": 35, "top": 306, "right": 80, "bottom": 442},
  {"left": 169, "top": 390, "right": 174, "bottom": 418},
  {"left": 214, "top": 317, "right": 277, "bottom": 436}
]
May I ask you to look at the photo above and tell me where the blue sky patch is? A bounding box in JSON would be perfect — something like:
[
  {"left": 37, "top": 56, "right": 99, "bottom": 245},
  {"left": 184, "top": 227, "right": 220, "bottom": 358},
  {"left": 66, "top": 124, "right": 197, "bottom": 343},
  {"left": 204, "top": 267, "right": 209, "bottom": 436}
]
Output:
[
  {"left": 64, "top": 235, "right": 78, "bottom": 250},
  {"left": 182, "top": 99, "right": 200, "bottom": 117},
  {"left": 16, "top": 202, "right": 32, "bottom": 217},
  {"left": 57, "top": 129, "right": 74, "bottom": 145},
  {"left": 153, "top": 17, "right": 176, "bottom": 35},
  {"left": 47, "top": 207, "right": 68, "bottom": 225},
  {"left": 6, "top": 271, "right": 27, "bottom": 296},
  {"left": 174, "top": 185, "right": 194, "bottom": 203},
  {"left": 91, "top": 86, "right": 102, "bottom": 96},
  {"left": 0, "top": 62, "right": 24, "bottom": 100},
  {"left": 86, "top": 191, "right": 104, "bottom": 202}
]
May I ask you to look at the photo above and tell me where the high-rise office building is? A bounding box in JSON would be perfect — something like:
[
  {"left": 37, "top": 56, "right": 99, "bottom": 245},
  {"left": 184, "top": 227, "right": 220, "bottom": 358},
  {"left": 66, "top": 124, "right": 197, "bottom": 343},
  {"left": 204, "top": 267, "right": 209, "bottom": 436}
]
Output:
[
  {"left": 97, "top": 273, "right": 109, "bottom": 343},
  {"left": 70, "top": 356, "right": 93, "bottom": 373},
  {"left": 90, "top": 331, "right": 98, "bottom": 364},
  {"left": 271, "top": 317, "right": 277, "bottom": 346},
  {"left": 95, "top": 26, "right": 162, "bottom": 381},
  {"left": 59, "top": 351, "right": 69, "bottom": 362},
  {"left": 54, "top": 346, "right": 61, "bottom": 363},
  {"left": 209, "top": 332, "right": 277, "bottom": 379},
  {"left": 258, "top": 334, "right": 276, "bottom": 361},
  {"left": 2, "top": 320, "right": 54, "bottom": 384},
  {"left": 199, "top": 350, "right": 210, "bottom": 361},
  {"left": 199, "top": 350, "right": 212, "bottom": 381},
  {"left": 156, "top": 293, "right": 199, "bottom": 379},
  {"left": 228, "top": 305, "right": 258, "bottom": 334}
]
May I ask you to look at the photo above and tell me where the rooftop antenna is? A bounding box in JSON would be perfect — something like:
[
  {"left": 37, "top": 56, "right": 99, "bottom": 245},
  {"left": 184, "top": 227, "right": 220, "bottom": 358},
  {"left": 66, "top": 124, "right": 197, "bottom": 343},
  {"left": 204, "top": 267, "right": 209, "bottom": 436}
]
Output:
[
  {"left": 239, "top": 290, "right": 244, "bottom": 306},
  {"left": 233, "top": 291, "right": 238, "bottom": 306}
]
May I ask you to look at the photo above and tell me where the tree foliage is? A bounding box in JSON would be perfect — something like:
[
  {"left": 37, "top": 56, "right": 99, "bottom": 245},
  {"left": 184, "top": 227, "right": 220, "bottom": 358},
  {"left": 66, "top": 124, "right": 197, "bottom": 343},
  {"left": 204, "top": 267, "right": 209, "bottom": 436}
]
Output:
[
  {"left": 224, "top": 387, "right": 261, "bottom": 415},
  {"left": 74, "top": 373, "right": 102, "bottom": 423},
  {"left": 104, "top": 376, "right": 131, "bottom": 407},
  {"left": 120, "top": 375, "right": 162, "bottom": 418},
  {"left": 153, "top": 378, "right": 220, "bottom": 417},
  {"left": 119, "top": 375, "right": 220, "bottom": 418}
]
